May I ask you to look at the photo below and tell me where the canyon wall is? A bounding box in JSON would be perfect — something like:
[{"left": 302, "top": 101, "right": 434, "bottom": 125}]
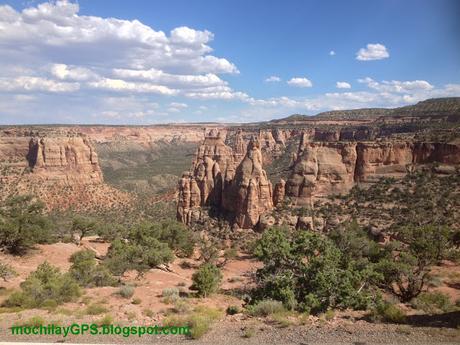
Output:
[
  {"left": 0, "top": 129, "right": 131, "bottom": 211},
  {"left": 178, "top": 127, "right": 460, "bottom": 229}
]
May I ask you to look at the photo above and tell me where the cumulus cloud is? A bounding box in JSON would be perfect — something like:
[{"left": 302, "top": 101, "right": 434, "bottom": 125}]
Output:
[
  {"left": 356, "top": 43, "right": 389, "bottom": 61},
  {"left": 51, "top": 64, "right": 98, "bottom": 81},
  {"left": 287, "top": 77, "right": 313, "bottom": 88},
  {"left": 0, "top": 76, "right": 79, "bottom": 92},
  {"left": 0, "top": 0, "right": 243, "bottom": 101},
  {"left": 358, "top": 77, "right": 433, "bottom": 93},
  {"left": 336, "top": 81, "right": 351, "bottom": 89},
  {"left": 265, "top": 76, "right": 281, "bottom": 82}
]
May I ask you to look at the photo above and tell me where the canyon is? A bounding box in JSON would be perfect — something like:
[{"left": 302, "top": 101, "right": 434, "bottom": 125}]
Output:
[{"left": 0, "top": 98, "right": 459, "bottom": 226}]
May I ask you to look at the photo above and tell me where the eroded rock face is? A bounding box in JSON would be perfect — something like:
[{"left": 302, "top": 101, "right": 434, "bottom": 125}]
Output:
[
  {"left": 177, "top": 131, "right": 274, "bottom": 229},
  {"left": 287, "top": 142, "right": 357, "bottom": 205},
  {"left": 273, "top": 179, "right": 286, "bottom": 207},
  {"left": 27, "top": 136, "right": 103, "bottom": 183},
  {"left": 0, "top": 129, "right": 132, "bottom": 211},
  {"left": 287, "top": 135, "right": 460, "bottom": 205},
  {"left": 226, "top": 137, "right": 274, "bottom": 228}
]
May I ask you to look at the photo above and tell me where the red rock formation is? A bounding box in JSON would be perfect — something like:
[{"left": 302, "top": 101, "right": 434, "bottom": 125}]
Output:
[
  {"left": 225, "top": 137, "right": 274, "bottom": 228},
  {"left": 273, "top": 179, "right": 286, "bottom": 206},
  {"left": 287, "top": 135, "right": 460, "bottom": 205},
  {"left": 0, "top": 129, "right": 132, "bottom": 211},
  {"left": 177, "top": 132, "right": 274, "bottom": 229}
]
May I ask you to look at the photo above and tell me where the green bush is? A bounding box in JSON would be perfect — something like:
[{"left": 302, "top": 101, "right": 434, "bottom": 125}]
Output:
[
  {"left": 71, "top": 216, "right": 99, "bottom": 243},
  {"left": 105, "top": 236, "right": 173, "bottom": 277},
  {"left": 247, "top": 299, "right": 285, "bottom": 317},
  {"left": 118, "top": 285, "right": 134, "bottom": 299},
  {"left": 97, "top": 314, "right": 113, "bottom": 326},
  {"left": 14, "top": 316, "right": 46, "bottom": 327},
  {"left": 0, "top": 196, "right": 52, "bottom": 254},
  {"left": 411, "top": 291, "right": 453, "bottom": 313},
  {"left": 0, "top": 261, "right": 17, "bottom": 282},
  {"left": 252, "top": 227, "right": 378, "bottom": 314},
  {"left": 3, "top": 262, "right": 80, "bottom": 308},
  {"left": 85, "top": 303, "right": 108, "bottom": 315},
  {"left": 373, "top": 302, "right": 406, "bottom": 323},
  {"left": 226, "top": 305, "right": 240, "bottom": 315},
  {"left": 69, "top": 250, "right": 117, "bottom": 287},
  {"left": 162, "top": 287, "right": 180, "bottom": 304},
  {"left": 190, "top": 263, "right": 222, "bottom": 298},
  {"left": 164, "top": 306, "right": 222, "bottom": 339},
  {"left": 375, "top": 225, "right": 452, "bottom": 302}
]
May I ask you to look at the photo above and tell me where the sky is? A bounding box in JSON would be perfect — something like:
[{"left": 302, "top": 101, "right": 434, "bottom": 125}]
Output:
[{"left": 0, "top": 0, "right": 459, "bottom": 124}]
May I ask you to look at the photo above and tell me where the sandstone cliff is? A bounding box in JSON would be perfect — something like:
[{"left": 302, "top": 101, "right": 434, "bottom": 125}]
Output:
[
  {"left": 286, "top": 137, "right": 460, "bottom": 205},
  {"left": 0, "top": 129, "right": 132, "bottom": 211},
  {"left": 177, "top": 131, "right": 275, "bottom": 229}
]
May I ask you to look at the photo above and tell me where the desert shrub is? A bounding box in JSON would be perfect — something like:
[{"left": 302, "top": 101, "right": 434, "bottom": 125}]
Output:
[
  {"left": 375, "top": 225, "right": 452, "bottom": 302},
  {"left": 172, "top": 299, "right": 191, "bottom": 313},
  {"left": 190, "top": 263, "right": 222, "bottom": 298},
  {"left": 247, "top": 299, "right": 285, "bottom": 317},
  {"left": 143, "top": 309, "right": 154, "bottom": 318},
  {"left": 0, "top": 195, "right": 52, "bottom": 254},
  {"left": 97, "top": 222, "right": 128, "bottom": 242},
  {"left": 198, "top": 238, "right": 220, "bottom": 264},
  {"left": 69, "top": 250, "right": 117, "bottom": 287},
  {"left": 71, "top": 216, "right": 100, "bottom": 244},
  {"left": 132, "top": 297, "right": 142, "bottom": 305},
  {"left": 117, "top": 285, "right": 135, "bottom": 299},
  {"left": 85, "top": 303, "right": 108, "bottom": 315},
  {"left": 147, "top": 221, "right": 195, "bottom": 257},
  {"left": 97, "top": 314, "right": 113, "bottom": 326},
  {"left": 226, "top": 305, "right": 240, "bottom": 315},
  {"left": 42, "top": 299, "right": 58, "bottom": 311},
  {"left": 162, "top": 287, "right": 180, "bottom": 304},
  {"left": 411, "top": 291, "right": 453, "bottom": 313},
  {"left": 14, "top": 316, "right": 46, "bottom": 327},
  {"left": 0, "top": 261, "right": 17, "bottom": 282},
  {"left": 373, "top": 302, "right": 406, "bottom": 323},
  {"left": 105, "top": 227, "right": 173, "bottom": 276},
  {"left": 164, "top": 306, "right": 222, "bottom": 339},
  {"left": 252, "top": 227, "right": 379, "bottom": 314},
  {"left": 324, "top": 309, "right": 335, "bottom": 321},
  {"left": 243, "top": 326, "right": 256, "bottom": 338},
  {"left": 3, "top": 262, "right": 80, "bottom": 308}
]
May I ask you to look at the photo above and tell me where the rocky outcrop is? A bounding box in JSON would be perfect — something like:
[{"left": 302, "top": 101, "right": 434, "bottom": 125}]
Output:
[
  {"left": 287, "top": 136, "right": 460, "bottom": 205},
  {"left": 224, "top": 137, "right": 274, "bottom": 228},
  {"left": 177, "top": 130, "right": 236, "bottom": 224},
  {"left": 0, "top": 129, "right": 132, "bottom": 211},
  {"left": 273, "top": 179, "right": 286, "bottom": 206},
  {"left": 27, "top": 136, "right": 103, "bottom": 183},
  {"left": 177, "top": 131, "right": 274, "bottom": 229}
]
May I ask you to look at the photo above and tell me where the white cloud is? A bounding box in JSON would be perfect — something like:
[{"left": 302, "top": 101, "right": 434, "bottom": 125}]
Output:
[
  {"left": 336, "top": 81, "right": 351, "bottom": 89},
  {"left": 169, "top": 102, "right": 188, "bottom": 108},
  {"left": 265, "top": 76, "right": 281, "bottom": 82},
  {"left": 0, "top": 76, "right": 79, "bottom": 92},
  {"left": 358, "top": 77, "right": 433, "bottom": 93},
  {"left": 88, "top": 78, "right": 177, "bottom": 95},
  {"left": 356, "top": 43, "right": 389, "bottom": 61},
  {"left": 329, "top": 50, "right": 336, "bottom": 56},
  {"left": 51, "top": 64, "right": 98, "bottom": 81},
  {"left": 287, "top": 77, "right": 313, "bottom": 88}
]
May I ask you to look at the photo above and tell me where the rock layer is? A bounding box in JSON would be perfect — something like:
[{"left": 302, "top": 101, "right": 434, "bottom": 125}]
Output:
[{"left": 287, "top": 138, "right": 460, "bottom": 205}]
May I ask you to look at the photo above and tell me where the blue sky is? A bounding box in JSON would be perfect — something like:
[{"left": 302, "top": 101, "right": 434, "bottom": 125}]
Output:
[{"left": 0, "top": 0, "right": 459, "bottom": 124}]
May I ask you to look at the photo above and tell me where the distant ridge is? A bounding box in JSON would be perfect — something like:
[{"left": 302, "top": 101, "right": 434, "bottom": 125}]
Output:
[{"left": 270, "top": 97, "right": 460, "bottom": 122}]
